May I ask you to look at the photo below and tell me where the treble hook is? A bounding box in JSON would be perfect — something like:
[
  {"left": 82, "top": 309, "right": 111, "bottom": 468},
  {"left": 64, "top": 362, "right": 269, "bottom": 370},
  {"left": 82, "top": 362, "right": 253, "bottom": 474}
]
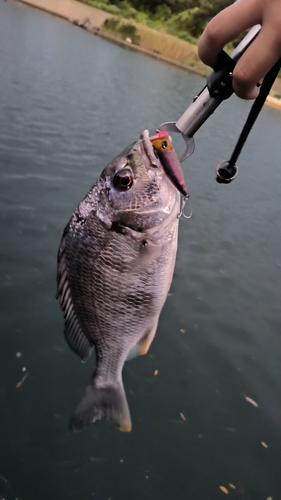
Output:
[{"left": 177, "top": 195, "right": 192, "bottom": 220}]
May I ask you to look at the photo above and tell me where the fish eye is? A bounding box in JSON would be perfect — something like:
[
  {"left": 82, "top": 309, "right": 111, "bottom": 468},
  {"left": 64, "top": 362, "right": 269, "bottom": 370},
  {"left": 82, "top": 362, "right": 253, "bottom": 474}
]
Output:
[
  {"left": 113, "top": 169, "right": 134, "bottom": 191},
  {"left": 161, "top": 140, "right": 168, "bottom": 149}
]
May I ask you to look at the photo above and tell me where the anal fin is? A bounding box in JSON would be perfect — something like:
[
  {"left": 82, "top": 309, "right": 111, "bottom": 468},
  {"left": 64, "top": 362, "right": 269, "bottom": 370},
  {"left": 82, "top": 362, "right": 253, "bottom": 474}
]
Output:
[
  {"left": 126, "top": 343, "right": 144, "bottom": 360},
  {"left": 126, "top": 321, "right": 159, "bottom": 361}
]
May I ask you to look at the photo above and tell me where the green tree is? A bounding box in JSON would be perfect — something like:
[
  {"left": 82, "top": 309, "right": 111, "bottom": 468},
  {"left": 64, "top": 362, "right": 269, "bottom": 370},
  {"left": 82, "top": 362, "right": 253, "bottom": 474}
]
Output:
[{"left": 191, "top": 0, "right": 233, "bottom": 36}]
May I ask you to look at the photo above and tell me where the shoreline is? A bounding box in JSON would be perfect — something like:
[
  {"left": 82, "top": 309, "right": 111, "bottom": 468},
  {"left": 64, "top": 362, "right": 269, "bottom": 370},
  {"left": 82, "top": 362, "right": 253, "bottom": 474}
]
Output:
[
  {"left": 14, "top": 0, "right": 281, "bottom": 110},
  {"left": 99, "top": 31, "right": 206, "bottom": 77}
]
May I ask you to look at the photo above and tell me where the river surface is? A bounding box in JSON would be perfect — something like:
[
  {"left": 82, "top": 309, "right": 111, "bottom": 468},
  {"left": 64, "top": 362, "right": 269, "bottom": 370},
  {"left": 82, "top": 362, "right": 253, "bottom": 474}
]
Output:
[{"left": 0, "top": 1, "right": 281, "bottom": 499}]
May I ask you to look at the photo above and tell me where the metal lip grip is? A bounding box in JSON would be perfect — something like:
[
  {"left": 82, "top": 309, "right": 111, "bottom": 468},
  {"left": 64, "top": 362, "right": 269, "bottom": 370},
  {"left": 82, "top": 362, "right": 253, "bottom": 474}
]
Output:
[{"left": 158, "top": 25, "right": 261, "bottom": 164}]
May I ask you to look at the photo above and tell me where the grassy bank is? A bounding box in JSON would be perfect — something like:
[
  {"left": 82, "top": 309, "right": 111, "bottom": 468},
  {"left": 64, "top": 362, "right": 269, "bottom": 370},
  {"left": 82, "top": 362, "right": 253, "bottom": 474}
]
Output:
[{"left": 100, "top": 18, "right": 208, "bottom": 75}]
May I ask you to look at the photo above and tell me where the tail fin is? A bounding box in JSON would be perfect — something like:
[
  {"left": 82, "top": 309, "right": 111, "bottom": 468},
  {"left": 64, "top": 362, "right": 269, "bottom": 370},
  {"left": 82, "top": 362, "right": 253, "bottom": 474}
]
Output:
[{"left": 69, "top": 381, "right": 132, "bottom": 432}]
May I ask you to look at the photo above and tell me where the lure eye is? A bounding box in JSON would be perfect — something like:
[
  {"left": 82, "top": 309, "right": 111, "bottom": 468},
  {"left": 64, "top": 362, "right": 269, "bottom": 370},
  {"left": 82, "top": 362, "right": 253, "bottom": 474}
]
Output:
[
  {"left": 113, "top": 169, "right": 134, "bottom": 191},
  {"left": 161, "top": 141, "right": 168, "bottom": 149}
]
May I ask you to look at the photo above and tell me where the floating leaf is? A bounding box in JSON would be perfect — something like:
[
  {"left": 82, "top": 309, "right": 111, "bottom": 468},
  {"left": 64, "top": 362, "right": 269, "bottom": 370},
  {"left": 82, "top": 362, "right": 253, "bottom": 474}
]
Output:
[
  {"left": 219, "top": 486, "right": 229, "bottom": 494},
  {"left": 90, "top": 456, "right": 106, "bottom": 463},
  {"left": 180, "top": 412, "right": 186, "bottom": 421},
  {"left": 228, "top": 483, "right": 236, "bottom": 489},
  {"left": 244, "top": 396, "right": 259, "bottom": 407},
  {"left": 169, "top": 418, "right": 185, "bottom": 424},
  {"left": 261, "top": 441, "right": 268, "bottom": 448},
  {"left": 15, "top": 373, "right": 28, "bottom": 389}
]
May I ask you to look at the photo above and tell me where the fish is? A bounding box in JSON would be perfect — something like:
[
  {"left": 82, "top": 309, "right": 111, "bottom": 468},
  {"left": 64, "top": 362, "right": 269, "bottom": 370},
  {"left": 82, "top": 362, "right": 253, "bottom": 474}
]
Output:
[{"left": 56, "top": 130, "right": 181, "bottom": 432}]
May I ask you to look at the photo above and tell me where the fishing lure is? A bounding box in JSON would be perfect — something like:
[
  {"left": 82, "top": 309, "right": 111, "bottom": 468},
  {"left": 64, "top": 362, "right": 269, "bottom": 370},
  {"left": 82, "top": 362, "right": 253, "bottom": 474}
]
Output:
[{"left": 149, "top": 131, "right": 188, "bottom": 197}]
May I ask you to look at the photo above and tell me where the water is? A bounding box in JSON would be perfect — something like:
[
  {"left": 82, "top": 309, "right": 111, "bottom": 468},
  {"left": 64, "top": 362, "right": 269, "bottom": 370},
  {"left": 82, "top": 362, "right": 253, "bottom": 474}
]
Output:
[{"left": 0, "top": 1, "right": 280, "bottom": 499}]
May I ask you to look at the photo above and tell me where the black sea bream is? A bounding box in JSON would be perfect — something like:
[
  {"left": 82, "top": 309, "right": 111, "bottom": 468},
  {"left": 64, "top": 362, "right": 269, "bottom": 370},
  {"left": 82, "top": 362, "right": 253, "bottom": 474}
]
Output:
[{"left": 56, "top": 130, "right": 181, "bottom": 432}]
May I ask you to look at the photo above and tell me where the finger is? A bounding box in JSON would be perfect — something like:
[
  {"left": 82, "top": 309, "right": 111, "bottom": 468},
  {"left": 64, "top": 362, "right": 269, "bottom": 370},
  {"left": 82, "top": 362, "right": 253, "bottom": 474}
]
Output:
[
  {"left": 232, "top": 25, "right": 281, "bottom": 99},
  {"left": 198, "top": 0, "right": 262, "bottom": 67}
]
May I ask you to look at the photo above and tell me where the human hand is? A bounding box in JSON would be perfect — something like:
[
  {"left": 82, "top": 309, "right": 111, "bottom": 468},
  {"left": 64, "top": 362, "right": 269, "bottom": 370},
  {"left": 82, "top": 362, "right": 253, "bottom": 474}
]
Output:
[{"left": 198, "top": 0, "right": 281, "bottom": 99}]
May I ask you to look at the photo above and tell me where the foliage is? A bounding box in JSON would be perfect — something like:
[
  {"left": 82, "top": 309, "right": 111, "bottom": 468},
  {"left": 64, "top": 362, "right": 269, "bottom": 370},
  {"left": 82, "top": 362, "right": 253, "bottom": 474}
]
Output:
[
  {"left": 167, "top": 8, "right": 201, "bottom": 38},
  {"left": 118, "top": 22, "right": 139, "bottom": 43},
  {"left": 125, "top": 0, "right": 199, "bottom": 14},
  {"left": 187, "top": 0, "right": 233, "bottom": 36},
  {"left": 103, "top": 17, "right": 120, "bottom": 30},
  {"left": 152, "top": 5, "right": 172, "bottom": 22},
  {"left": 103, "top": 17, "right": 140, "bottom": 44},
  {"left": 78, "top": 0, "right": 120, "bottom": 15}
]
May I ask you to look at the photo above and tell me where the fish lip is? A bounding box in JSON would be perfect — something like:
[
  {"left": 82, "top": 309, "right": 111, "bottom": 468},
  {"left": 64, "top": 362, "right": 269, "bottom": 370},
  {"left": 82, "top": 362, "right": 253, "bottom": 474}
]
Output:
[{"left": 138, "top": 130, "right": 160, "bottom": 170}]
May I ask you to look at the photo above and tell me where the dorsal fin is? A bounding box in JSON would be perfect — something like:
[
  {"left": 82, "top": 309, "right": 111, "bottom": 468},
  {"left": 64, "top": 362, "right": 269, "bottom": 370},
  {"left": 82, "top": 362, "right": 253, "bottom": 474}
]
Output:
[{"left": 57, "top": 238, "right": 93, "bottom": 362}]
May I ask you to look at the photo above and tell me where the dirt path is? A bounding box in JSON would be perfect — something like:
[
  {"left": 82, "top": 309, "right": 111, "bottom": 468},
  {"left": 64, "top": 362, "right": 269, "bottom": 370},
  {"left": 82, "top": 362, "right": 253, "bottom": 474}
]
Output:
[{"left": 16, "top": 0, "right": 112, "bottom": 28}]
